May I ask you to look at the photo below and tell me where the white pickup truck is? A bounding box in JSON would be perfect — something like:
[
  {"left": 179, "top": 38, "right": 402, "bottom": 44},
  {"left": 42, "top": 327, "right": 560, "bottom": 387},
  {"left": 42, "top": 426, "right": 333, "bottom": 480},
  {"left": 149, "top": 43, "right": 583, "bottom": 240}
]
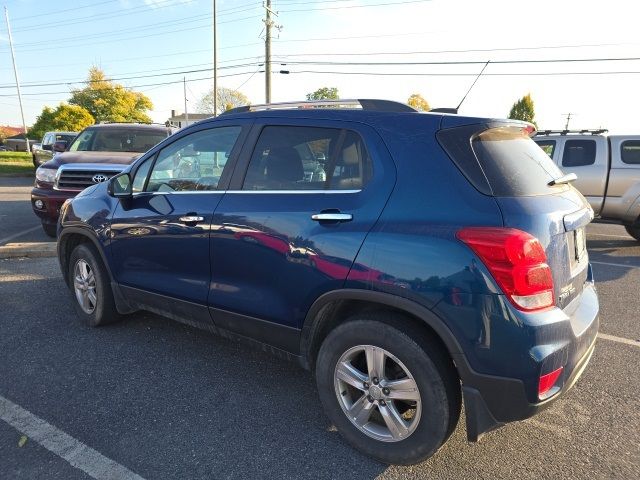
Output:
[{"left": 534, "top": 129, "right": 640, "bottom": 241}]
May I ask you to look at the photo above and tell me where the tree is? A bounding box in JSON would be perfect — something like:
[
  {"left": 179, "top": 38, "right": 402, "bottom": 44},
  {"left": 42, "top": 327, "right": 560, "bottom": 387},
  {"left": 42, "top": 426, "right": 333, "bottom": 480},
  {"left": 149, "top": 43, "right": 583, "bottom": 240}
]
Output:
[
  {"left": 306, "top": 87, "right": 339, "bottom": 101},
  {"left": 407, "top": 93, "right": 430, "bottom": 112},
  {"left": 197, "top": 87, "right": 250, "bottom": 115},
  {"left": 69, "top": 67, "right": 153, "bottom": 123},
  {"left": 508, "top": 93, "right": 537, "bottom": 126},
  {"left": 30, "top": 104, "right": 95, "bottom": 139}
]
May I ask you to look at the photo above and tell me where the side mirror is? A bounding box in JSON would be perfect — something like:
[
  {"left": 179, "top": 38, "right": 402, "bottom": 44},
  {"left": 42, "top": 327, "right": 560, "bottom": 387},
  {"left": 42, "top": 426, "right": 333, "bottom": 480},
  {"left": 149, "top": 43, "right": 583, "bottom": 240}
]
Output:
[
  {"left": 52, "top": 140, "right": 68, "bottom": 153},
  {"left": 42, "top": 143, "right": 53, "bottom": 151},
  {"left": 108, "top": 173, "right": 132, "bottom": 198}
]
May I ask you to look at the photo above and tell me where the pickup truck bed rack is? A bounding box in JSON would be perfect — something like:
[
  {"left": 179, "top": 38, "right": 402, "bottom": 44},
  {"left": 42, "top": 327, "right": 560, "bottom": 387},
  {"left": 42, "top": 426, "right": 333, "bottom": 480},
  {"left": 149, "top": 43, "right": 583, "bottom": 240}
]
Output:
[{"left": 535, "top": 129, "right": 608, "bottom": 136}]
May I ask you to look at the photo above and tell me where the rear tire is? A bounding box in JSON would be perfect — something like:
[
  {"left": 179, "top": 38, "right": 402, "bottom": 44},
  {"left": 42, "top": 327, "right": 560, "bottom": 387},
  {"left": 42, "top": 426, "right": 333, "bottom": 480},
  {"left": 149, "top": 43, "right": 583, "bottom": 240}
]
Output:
[
  {"left": 42, "top": 222, "right": 57, "bottom": 238},
  {"left": 625, "top": 225, "right": 640, "bottom": 241},
  {"left": 68, "top": 243, "right": 121, "bottom": 327},
  {"left": 315, "top": 314, "right": 460, "bottom": 465}
]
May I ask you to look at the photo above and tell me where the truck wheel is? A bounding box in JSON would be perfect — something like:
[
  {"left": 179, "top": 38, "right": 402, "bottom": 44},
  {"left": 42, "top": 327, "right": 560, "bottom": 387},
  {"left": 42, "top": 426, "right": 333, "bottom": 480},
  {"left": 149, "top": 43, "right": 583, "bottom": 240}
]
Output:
[
  {"left": 625, "top": 225, "right": 640, "bottom": 241},
  {"left": 68, "top": 243, "right": 121, "bottom": 327},
  {"left": 315, "top": 315, "right": 460, "bottom": 465},
  {"left": 42, "top": 222, "right": 57, "bottom": 238}
]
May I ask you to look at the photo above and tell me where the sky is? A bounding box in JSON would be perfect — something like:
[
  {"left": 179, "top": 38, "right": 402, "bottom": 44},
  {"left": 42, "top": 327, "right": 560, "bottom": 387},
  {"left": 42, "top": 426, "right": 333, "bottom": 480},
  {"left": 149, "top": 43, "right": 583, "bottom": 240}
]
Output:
[{"left": 1, "top": 0, "right": 640, "bottom": 134}]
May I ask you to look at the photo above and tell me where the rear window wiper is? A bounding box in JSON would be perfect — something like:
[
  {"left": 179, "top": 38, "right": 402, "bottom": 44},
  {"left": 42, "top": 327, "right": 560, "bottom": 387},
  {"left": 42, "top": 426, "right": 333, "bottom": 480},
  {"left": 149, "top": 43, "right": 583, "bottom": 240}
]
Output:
[{"left": 548, "top": 172, "right": 577, "bottom": 186}]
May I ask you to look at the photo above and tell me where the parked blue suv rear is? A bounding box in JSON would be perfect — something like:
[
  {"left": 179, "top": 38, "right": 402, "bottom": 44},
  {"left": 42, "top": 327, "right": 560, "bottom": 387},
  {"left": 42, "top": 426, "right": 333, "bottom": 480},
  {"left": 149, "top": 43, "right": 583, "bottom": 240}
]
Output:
[{"left": 57, "top": 99, "right": 599, "bottom": 464}]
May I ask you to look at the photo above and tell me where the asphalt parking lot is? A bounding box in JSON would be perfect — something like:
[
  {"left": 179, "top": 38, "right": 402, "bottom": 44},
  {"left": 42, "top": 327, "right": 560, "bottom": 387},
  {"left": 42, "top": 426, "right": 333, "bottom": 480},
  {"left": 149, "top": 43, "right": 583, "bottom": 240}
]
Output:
[{"left": 0, "top": 178, "right": 639, "bottom": 479}]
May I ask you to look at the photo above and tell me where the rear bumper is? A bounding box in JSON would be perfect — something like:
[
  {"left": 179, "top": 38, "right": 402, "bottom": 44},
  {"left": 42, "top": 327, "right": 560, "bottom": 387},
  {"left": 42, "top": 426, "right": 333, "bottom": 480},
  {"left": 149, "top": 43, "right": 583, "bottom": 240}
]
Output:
[
  {"left": 457, "top": 280, "right": 599, "bottom": 441},
  {"left": 31, "top": 187, "right": 77, "bottom": 225}
]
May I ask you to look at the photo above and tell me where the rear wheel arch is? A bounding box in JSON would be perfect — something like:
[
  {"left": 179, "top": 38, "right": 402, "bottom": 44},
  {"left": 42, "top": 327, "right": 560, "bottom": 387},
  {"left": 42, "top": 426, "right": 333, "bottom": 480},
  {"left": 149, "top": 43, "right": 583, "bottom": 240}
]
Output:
[{"left": 300, "top": 290, "right": 465, "bottom": 375}]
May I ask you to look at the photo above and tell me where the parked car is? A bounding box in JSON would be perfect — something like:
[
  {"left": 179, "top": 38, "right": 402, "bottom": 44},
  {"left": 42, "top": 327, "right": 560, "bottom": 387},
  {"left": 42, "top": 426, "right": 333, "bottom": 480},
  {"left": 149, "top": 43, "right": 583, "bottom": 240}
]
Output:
[
  {"left": 32, "top": 123, "right": 174, "bottom": 237},
  {"left": 57, "top": 99, "right": 599, "bottom": 465},
  {"left": 32, "top": 131, "right": 78, "bottom": 167},
  {"left": 534, "top": 129, "right": 640, "bottom": 241}
]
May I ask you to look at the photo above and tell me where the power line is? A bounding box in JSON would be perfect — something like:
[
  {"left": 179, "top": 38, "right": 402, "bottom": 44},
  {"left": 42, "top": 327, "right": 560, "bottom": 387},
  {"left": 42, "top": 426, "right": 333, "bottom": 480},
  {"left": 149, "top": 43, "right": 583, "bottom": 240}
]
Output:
[
  {"left": 273, "top": 56, "right": 640, "bottom": 66},
  {"left": 0, "top": 15, "right": 262, "bottom": 53},
  {"left": 0, "top": 71, "right": 258, "bottom": 98},
  {"left": 278, "top": 0, "right": 431, "bottom": 12},
  {"left": 2, "top": 54, "right": 640, "bottom": 91},
  {"left": 0, "top": 63, "right": 263, "bottom": 90},
  {"left": 289, "top": 69, "right": 640, "bottom": 77},
  {"left": 269, "top": 42, "right": 640, "bottom": 57}
]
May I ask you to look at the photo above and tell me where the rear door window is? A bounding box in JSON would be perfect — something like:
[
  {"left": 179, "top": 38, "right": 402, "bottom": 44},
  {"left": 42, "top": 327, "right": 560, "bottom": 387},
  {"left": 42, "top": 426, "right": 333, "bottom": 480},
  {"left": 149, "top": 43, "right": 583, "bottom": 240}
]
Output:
[
  {"left": 621, "top": 140, "right": 640, "bottom": 164},
  {"left": 242, "top": 126, "right": 372, "bottom": 191},
  {"left": 562, "top": 140, "right": 596, "bottom": 167}
]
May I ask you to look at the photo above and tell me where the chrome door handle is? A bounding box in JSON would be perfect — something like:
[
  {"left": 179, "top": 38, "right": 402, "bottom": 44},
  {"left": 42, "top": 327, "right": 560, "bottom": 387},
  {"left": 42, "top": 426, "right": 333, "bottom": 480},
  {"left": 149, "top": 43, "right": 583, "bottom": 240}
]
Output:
[
  {"left": 179, "top": 215, "right": 204, "bottom": 223},
  {"left": 311, "top": 213, "right": 353, "bottom": 222}
]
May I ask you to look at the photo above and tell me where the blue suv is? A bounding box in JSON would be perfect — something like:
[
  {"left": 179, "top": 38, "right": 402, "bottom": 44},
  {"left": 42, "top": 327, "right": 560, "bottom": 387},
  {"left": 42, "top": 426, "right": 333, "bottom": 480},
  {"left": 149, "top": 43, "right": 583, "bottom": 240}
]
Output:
[{"left": 57, "top": 99, "right": 599, "bottom": 464}]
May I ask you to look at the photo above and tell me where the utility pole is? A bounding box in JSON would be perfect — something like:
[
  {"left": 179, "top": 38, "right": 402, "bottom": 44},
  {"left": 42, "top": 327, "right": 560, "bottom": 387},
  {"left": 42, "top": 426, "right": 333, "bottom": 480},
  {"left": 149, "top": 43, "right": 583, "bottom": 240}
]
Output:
[
  {"left": 263, "top": 1, "right": 280, "bottom": 104},
  {"left": 183, "top": 77, "right": 189, "bottom": 127},
  {"left": 4, "top": 7, "right": 29, "bottom": 152},
  {"left": 563, "top": 113, "right": 573, "bottom": 130},
  {"left": 213, "top": 0, "right": 217, "bottom": 117}
]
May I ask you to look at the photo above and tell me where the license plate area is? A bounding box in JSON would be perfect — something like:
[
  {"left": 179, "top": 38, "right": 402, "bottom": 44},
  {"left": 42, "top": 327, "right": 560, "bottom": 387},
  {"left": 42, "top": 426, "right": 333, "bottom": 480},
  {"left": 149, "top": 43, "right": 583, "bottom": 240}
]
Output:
[{"left": 568, "top": 227, "right": 587, "bottom": 273}]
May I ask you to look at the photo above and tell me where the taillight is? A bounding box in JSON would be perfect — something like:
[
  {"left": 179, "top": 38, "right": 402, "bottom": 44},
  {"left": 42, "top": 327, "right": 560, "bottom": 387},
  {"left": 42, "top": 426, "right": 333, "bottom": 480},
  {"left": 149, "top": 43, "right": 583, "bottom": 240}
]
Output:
[
  {"left": 457, "top": 227, "right": 555, "bottom": 311},
  {"left": 539, "top": 366, "right": 563, "bottom": 398}
]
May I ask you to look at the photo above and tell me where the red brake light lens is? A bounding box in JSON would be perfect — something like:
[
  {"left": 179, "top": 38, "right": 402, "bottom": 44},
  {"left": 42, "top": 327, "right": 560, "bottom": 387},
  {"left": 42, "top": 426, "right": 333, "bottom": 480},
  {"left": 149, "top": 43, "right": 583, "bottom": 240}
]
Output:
[
  {"left": 539, "top": 367, "right": 563, "bottom": 398},
  {"left": 457, "top": 227, "right": 555, "bottom": 311}
]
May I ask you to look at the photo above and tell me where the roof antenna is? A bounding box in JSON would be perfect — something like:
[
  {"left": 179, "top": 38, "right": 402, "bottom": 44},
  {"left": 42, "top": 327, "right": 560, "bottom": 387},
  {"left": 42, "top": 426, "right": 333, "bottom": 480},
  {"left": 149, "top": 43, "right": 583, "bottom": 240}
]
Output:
[{"left": 455, "top": 60, "right": 490, "bottom": 113}]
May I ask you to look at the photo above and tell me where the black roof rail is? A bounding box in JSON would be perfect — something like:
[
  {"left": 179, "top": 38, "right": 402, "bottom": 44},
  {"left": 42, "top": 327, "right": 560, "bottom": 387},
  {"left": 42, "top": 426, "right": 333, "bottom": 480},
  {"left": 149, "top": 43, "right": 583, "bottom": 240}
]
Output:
[
  {"left": 430, "top": 107, "right": 458, "bottom": 114},
  {"left": 221, "top": 99, "right": 416, "bottom": 115},
  {"left": 535, "top": 128, "right": 608, "bottom": 136}
]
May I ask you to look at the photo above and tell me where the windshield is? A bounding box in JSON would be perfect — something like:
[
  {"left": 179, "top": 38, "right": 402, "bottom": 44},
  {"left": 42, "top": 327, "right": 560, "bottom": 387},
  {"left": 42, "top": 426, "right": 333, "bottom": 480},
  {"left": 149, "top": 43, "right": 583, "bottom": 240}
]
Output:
[{"left": 69, "top": 128, "right": 167, "bottom": 153}]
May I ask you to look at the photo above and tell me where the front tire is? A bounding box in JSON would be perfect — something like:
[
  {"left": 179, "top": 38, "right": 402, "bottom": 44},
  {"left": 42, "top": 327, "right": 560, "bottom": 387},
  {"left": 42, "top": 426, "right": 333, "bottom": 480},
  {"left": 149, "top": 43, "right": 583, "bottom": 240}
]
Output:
[
  {"left": 625, "top": 225, "right": 640, "bottom": 241},
  {"left": 315, "top": 314, "right": 460, "bottom": 465},
  {"left": 42, "top": 222, "right": 57, "bottom": 238},
  {"left": 68, "top": 243, "right": 121, "bottom": 327}
]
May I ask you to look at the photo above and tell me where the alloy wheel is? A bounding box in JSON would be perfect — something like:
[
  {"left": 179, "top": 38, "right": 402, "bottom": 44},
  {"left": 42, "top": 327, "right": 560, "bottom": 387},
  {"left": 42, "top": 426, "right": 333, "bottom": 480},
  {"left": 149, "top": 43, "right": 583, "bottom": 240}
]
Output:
[
  {"left": 333, "top": 345, "right": 422, "bottom": 442},
  {"left": 73, "top": 259, "right": 97, "bottom": 314}
]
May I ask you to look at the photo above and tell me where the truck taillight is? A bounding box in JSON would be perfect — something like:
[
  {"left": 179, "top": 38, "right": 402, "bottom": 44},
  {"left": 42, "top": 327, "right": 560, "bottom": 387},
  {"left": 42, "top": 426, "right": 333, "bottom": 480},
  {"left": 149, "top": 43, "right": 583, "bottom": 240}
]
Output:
[{"left": 457, "top": 227, "right": 555, "bottom": 312}]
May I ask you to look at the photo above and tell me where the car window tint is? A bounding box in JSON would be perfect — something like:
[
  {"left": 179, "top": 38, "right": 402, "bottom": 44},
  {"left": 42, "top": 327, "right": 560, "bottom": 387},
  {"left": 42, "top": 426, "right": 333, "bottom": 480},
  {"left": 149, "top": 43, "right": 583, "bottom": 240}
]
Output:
[
  {"left": 562, "top": 140, "right": 596, "bottom": 167},
  {"left": 242, "top": 126, "right": 372, "bottom": 191},
  {"left": 535, "top": 140, "right": 556, "bottom": 158},
  {"left": 621, "top": 140, "right": 640, "bottom": 164},
  {"left": 146, "top": 126, "right": 241, "bottom": 192},
  {"left": 132, "top": 156, "right": 153, "bottom": 193}
]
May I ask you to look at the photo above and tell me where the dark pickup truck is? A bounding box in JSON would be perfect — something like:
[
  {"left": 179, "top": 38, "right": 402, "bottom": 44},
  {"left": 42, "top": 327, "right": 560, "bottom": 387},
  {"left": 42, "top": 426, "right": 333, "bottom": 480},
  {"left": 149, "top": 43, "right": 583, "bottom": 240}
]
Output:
[{"left": 32, "top": 123, "right": 174, "bottom": 236}]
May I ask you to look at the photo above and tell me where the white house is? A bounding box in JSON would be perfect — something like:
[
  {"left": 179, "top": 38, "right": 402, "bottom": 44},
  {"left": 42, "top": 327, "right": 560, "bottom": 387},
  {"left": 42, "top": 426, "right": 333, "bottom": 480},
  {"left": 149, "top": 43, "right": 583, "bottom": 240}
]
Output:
[{"left": 166, "top": 110, "right": 211, "bottom": 129}]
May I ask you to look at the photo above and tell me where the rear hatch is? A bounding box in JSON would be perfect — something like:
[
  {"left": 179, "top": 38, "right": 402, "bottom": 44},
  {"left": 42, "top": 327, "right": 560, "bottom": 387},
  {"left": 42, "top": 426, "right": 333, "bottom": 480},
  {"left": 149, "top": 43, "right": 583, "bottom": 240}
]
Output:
[{"left": 438, "top": 121, "right": 592, "bottom": 312}]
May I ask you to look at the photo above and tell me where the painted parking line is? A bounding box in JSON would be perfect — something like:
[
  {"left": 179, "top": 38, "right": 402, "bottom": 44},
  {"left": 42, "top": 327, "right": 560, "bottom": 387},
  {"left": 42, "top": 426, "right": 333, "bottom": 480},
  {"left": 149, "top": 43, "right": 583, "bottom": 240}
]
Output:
[
  {"left": 590, "top": 260, "right": 639, "bottom": 269},
  {"left": 0, "top": 395, "right": 146, "bottom": 480},
  {"left": 0, "top": 225, "right": 42, "bottom": 246},
  {"left": 586, "top": 233, "right": 632, "bottom": 239},
  {"left": 598, "top": 333, "right": 640, "bottom": 348}
]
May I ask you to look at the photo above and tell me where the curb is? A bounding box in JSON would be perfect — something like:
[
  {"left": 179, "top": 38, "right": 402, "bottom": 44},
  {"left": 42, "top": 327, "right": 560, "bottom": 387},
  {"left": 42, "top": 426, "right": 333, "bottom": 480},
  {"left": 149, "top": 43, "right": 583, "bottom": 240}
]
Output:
[
  {"left": 0, "top": 242, "right": 57, "bottom": 259},
  {"left": 0, "top": 173, "right": 35, "bottom": 178}
]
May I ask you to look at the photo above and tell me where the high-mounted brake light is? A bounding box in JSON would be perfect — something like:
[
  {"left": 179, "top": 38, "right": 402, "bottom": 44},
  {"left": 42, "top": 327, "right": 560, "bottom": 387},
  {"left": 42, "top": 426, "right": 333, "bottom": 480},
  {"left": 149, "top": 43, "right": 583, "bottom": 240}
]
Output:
[
  {"left": 457, "top": 227, "right": 555, "bottom": 311},
  {"left": 539, "top": 366, "right": 563, "bottom": 398}
]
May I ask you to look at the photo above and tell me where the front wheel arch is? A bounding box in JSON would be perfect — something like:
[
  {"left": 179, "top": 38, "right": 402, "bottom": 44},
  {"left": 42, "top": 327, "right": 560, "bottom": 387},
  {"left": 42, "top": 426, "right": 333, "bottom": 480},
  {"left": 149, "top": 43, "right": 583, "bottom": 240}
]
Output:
[{"left": 58, "top": 227, "right": 136, "bottom": 315}]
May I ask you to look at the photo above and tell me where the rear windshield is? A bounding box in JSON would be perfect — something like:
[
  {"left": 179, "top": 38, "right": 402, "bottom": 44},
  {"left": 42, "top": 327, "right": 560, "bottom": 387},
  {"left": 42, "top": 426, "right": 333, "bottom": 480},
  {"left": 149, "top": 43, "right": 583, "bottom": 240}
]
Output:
[
  {"left": 438, "top": 124, "right": 567, "bottom": 197},
  {"left": 69, "top": 128, "right": 167, "bottom": 153}
]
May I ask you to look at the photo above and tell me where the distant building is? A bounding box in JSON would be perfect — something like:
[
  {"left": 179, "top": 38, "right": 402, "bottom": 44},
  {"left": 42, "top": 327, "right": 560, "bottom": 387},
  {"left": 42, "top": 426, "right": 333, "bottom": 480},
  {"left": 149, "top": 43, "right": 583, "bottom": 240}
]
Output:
[
  {"left": 166, "top": 110, "right": 211, "bottom": 129},
  {"left": 4, "top": 133, "right": 38, "bottom": 152}
]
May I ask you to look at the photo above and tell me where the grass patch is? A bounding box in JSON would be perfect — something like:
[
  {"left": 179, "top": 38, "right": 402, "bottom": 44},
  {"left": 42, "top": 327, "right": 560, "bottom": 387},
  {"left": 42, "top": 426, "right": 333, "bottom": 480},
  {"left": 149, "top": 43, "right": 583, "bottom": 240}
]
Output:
[{"left": 0, "top": 151, "right": 34, "bottom": 175}]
